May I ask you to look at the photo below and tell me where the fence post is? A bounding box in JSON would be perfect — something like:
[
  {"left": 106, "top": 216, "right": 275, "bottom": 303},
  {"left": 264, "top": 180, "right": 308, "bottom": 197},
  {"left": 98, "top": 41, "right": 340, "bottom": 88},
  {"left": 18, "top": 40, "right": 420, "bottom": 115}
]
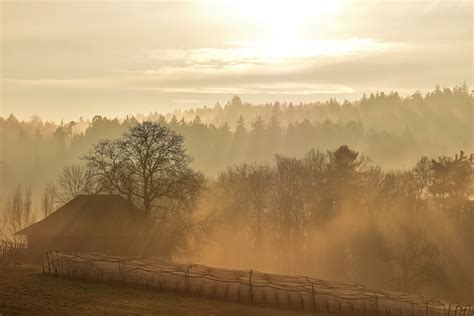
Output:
[
  {"left": 375, "top": 295, "right": 379, "bottom": 316},
  {"left": 185, "top": 265, "right": 190, "bottom": 292},
  {"left": 47, "top": 252, "right": 51, "bottom": 275},
  {"left": 119, "top": 260, "right": 127, "bottom": 284},
  {"left": 118, "top": 260, "right": 122, "bottom": 284},
  {"left": 311, "top": 281, "right": 316, "bottom": 311},
  {"left": 249, "top": 270, "right": 253, "bottom": 304}
]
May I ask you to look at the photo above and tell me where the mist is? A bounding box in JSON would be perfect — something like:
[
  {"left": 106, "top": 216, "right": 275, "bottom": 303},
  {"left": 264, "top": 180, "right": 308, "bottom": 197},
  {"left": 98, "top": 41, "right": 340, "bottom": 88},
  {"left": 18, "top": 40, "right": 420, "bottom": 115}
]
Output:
[
  {"left": 1, "top": 85, "right": 472, "bottom": 197},
  {"left": 194, "top": 149, "right": 473, "bottom": 301},
  {"left": 1, "top": 87, "right": 473, "bottom": 303},
  {"left": 1, "top": 0, "right": 473, "bottom": 314}
]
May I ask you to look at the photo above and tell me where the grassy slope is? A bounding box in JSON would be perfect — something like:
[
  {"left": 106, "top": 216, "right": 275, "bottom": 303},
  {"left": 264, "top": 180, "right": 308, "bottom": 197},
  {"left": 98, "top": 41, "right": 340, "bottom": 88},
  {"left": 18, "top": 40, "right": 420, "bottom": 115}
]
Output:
[{"left": 0, "top": 264, "right": 311, "bottom": 315}]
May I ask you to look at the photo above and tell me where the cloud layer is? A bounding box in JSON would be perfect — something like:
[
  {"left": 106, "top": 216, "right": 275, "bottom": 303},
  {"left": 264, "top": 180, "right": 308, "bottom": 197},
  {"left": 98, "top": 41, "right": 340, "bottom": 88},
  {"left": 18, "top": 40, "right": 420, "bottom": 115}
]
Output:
[{"left": 1, "top": 0, "right": 472, "bottom": 120}]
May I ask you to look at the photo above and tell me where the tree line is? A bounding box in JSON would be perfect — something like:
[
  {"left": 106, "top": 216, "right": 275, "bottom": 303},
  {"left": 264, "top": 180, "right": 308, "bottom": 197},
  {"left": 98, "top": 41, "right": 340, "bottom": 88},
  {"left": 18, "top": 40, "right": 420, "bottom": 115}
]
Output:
[
  {"left": 1, "top": 85, "right": 472, "bottom": 199},
  {"left": 207, "top": 146, "right": 473, "bottom": 301},
  {"left": 1, "top": 120, "right": 472, "bottom": 301},
  {"left": 0, "top": 85, "right": 473, "bottom": 301}
]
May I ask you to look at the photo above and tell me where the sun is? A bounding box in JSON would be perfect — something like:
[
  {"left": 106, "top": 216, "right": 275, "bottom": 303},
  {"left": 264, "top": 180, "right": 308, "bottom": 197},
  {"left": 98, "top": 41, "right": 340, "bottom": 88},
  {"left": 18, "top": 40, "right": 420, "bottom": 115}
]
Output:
[{"left": 215, "top": 0, "right": 342, "bottom": 41}]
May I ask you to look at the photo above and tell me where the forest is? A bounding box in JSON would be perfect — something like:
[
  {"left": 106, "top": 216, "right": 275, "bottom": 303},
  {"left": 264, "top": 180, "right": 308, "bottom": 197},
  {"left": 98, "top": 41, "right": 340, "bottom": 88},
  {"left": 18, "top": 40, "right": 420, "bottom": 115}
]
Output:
[
  {"left": 0, "top": 85, "right": 473, "bottom": 302},
  {"left": 1, "top": 85, "right": 472, "bottom": 191}
]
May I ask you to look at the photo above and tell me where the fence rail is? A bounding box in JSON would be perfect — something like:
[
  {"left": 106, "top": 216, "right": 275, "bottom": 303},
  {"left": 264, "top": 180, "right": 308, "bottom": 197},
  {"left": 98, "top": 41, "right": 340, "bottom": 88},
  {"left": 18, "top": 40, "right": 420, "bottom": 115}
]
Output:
[
  {"left": 1, "top": 240, "right": 28, "bottom": 264},
  {"left": 45, "top": 251, "right": 473, "bottom": 315}
]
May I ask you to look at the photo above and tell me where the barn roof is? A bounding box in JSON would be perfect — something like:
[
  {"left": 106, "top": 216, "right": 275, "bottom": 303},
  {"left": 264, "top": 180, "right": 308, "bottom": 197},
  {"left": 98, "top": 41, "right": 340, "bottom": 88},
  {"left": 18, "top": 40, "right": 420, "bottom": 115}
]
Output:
[{"left": 16, "top": 195, "right": 147, "bottom": 237}]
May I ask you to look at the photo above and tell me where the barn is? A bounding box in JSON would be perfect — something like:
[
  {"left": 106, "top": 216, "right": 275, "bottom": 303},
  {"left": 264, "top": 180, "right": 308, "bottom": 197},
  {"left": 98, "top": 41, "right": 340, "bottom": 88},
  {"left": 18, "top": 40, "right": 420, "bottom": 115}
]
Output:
[{"left": 15, "top": 194, "right": 172, "bottom": 262}]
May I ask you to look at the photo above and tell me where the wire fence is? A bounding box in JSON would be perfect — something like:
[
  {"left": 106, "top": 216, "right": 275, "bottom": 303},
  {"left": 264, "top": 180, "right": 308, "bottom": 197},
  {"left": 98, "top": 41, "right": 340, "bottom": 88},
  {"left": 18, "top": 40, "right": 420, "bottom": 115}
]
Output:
[
  {"left": 1, "top": 240, "right": 28, "bottom": 264},
  {"left": 44, "top": 251, "right": 473, "bottom": 315}
]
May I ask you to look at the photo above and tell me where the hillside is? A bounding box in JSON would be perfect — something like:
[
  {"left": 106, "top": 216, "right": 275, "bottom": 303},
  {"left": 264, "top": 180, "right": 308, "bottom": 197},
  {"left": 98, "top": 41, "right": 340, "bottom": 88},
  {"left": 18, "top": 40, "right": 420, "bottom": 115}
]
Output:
[{"left": 0, "top": 264, "right": 309, "bottom": 316}]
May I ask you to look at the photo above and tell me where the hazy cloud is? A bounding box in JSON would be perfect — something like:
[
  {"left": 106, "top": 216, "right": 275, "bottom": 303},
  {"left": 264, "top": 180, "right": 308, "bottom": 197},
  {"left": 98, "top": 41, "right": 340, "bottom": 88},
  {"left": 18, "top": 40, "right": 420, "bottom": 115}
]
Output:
[{"left": 0, "top": 0, "right": 471, "bottom": 120}]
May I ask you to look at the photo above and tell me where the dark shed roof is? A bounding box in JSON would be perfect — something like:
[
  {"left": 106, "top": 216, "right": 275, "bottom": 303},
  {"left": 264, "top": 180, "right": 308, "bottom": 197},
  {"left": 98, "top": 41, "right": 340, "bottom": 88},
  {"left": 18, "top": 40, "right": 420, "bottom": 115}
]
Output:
[{"left": 16, "top": 195, "right": 146, "bottom": 237}]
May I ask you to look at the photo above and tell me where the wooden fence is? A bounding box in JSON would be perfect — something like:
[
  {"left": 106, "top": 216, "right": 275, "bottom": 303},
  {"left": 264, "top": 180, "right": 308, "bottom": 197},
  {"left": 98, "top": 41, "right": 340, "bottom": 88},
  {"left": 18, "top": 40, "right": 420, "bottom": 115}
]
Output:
[
  {"left": 44, "top": 251, "right": 473, "bottom": 315},
  {"left": 1, "top": 240, "right": 28, "bottom": 264}
]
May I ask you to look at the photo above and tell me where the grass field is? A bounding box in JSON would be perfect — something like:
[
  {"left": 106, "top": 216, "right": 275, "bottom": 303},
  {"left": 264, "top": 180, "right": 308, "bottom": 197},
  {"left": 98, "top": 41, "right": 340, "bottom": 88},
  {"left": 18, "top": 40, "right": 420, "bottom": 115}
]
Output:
[{"left": 0, "top": 264, "right": 311, "bottom": 315}]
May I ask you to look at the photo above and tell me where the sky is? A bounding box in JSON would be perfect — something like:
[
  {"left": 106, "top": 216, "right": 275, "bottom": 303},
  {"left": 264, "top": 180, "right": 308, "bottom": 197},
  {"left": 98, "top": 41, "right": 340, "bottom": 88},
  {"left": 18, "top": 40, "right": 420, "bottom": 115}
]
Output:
[{"left": 0, "top": 0, "right": 472, "bottom": 121}]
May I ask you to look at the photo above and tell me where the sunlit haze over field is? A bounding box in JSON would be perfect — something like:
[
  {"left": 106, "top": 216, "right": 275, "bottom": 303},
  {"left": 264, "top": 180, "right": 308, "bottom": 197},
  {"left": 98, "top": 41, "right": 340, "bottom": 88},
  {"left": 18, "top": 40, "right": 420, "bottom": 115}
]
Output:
[{"left": 0, "top": 1, "right": 473, "bottom": 311}]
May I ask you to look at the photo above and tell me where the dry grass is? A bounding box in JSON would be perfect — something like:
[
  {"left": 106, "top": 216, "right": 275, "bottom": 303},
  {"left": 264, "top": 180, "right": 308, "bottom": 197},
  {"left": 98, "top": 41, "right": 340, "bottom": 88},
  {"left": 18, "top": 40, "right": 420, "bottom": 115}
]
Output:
[{"left": 0, "top": 264, "right": 313, "bottom": 315}]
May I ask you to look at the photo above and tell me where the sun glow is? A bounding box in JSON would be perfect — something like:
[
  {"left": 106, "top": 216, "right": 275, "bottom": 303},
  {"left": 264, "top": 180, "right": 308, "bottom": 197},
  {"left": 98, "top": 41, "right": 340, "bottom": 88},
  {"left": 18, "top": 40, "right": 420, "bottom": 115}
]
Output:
[
  {"left": 199, "top": 0, "right": 386, "bottom": 67},
  {"left": 216, "top": 0, "right": 342, "bottom": 40}
]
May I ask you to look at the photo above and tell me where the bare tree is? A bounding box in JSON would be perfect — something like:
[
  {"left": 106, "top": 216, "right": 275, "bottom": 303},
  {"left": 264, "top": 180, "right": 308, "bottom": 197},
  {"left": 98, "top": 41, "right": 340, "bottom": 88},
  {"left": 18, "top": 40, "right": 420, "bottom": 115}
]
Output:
[
  {"left": 217, "top": 163, "right": 273, "bottom": 249},
  {"left": 83, "top": 121, "right": 206, "bottom": 254},
  {"left": 388, "top": 226, "right": 444, "bottom": 292},
  {"left": 40, "top": 181, "right": 57, "bottom": 218},
  {"left": 1, "top": 186, "right": 35, "bottom": 241},
  {"left": 57, "top": 164, "right": 97, "bottom": 204},
  {"left": 270, "top": 155, "right": 309, "bottom": 273},
  {"left": 84, "top": 122, "right": 203, "bottom": 214}
]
